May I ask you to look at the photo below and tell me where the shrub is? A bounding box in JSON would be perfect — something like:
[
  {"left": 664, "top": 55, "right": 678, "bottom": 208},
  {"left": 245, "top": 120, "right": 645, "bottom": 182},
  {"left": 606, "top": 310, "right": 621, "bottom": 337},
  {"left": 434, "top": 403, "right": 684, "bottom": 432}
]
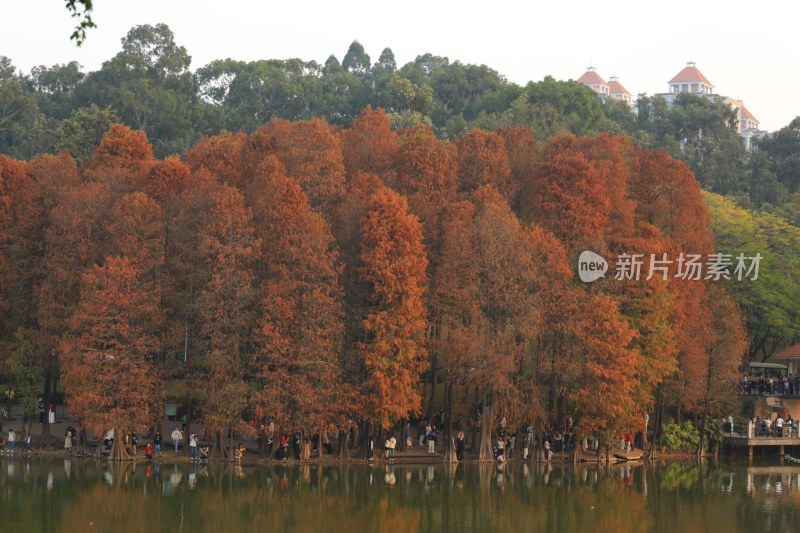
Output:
[{"left": 660, "top": 421, "right": 700, "bottom": 452}]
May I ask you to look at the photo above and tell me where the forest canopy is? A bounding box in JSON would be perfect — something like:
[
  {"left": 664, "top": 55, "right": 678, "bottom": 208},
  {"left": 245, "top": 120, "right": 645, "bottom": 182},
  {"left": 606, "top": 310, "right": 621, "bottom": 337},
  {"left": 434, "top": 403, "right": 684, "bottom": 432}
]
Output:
[{"left": 0, "top": 110, "right": 750, "bottom": 457}]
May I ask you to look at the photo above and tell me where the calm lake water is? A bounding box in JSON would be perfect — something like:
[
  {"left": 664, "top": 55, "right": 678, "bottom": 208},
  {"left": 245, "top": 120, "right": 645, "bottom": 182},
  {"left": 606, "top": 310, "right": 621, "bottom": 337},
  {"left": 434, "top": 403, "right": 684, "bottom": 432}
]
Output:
[{"left": 1, "top": 457, "right": 799, "bottom": 532}]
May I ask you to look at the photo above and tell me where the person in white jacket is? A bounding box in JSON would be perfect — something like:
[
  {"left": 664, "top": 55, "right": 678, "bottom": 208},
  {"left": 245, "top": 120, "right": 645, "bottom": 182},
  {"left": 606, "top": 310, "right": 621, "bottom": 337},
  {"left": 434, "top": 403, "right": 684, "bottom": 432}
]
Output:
[{"left": 171, "top": 427, "right": 183, "bottom": 453}]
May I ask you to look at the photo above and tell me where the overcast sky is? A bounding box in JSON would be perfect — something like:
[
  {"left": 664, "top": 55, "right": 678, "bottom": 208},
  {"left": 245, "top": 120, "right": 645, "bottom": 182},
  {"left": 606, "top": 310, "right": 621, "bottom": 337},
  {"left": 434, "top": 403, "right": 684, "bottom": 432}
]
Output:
[{"left": 2, "top": 0, "right": 797, "bottom": 131}]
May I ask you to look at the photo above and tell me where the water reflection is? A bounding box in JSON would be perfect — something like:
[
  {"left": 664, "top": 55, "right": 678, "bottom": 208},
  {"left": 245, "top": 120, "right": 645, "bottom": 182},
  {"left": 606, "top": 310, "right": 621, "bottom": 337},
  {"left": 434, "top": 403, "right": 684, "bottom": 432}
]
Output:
[{"left": 1, "top": 457, "right": 799, "bottom": 532}]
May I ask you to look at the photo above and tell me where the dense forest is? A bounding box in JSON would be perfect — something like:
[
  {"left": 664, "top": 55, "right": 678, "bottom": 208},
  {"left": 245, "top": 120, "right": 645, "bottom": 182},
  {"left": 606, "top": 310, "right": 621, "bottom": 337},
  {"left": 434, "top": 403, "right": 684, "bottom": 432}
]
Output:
[
  {"left": 3, "top": 24, "right": 800, "bottom": 216},
  {"left": 1, "top": 23, "right": 799, "bottom": 458}
]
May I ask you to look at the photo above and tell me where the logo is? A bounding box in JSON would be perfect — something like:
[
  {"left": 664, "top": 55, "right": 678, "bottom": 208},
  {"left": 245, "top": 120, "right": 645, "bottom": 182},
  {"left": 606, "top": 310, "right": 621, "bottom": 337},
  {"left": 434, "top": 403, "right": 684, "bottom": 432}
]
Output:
[
  {"left": 578, "top": 251, "right": 608, "bottom": 283},
  {"left": 577, "top": 251, "right": 761, "bottom": 282}
]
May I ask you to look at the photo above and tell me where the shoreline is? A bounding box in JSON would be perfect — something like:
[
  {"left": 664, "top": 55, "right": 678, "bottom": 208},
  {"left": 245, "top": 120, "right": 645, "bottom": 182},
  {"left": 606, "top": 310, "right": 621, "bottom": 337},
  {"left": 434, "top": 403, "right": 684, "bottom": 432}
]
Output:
[{"left": 0, "top": 446, "right": 712, "bottom": 466}]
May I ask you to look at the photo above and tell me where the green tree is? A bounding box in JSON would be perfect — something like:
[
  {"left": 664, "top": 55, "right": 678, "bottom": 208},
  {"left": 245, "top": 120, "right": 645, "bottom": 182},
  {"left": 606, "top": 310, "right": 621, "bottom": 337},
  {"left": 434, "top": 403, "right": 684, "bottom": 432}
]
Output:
[
  {"left": 76, "top": 24, "right": 195, "bottom": 156},
  {"left": 342, "top": 41, "right": 371, "bottom": 76},
  {"left": 53, "top": 104, "right": 119, "bottom": 165},
  {"left": 0, "top": 57, "right": 46, "bottom": 158},
  {"left": 704, "top": 192, "right": 800, "bottom": 361},
  {"left": 29, "top": 61, "right": 85, "bottom": 120},
  {"left": 756, "top": 116, "right": 800, "bottom": 194},
  {"left": 524, "top": 77, "right": 605, "bottom": 138}
]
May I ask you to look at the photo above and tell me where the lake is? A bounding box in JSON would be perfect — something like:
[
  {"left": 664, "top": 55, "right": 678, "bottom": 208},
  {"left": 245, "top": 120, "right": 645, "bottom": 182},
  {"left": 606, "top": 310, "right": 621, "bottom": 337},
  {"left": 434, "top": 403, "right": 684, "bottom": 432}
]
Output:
[{"left": 1, "top": 457, "right": 798, "bottom": 532}]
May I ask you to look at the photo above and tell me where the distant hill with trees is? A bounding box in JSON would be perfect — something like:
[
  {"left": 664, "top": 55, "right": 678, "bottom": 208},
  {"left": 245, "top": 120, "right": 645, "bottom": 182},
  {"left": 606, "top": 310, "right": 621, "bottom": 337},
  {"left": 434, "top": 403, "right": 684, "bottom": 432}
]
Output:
[{"left": 3, "top": 23, "right": 800, "bottom": 214}]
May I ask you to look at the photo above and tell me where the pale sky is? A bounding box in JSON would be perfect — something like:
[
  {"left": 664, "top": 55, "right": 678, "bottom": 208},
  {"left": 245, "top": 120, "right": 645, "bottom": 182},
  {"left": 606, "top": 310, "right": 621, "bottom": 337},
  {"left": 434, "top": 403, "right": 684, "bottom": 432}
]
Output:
[{"left": 2, "top": 0, "right": 798, "bottom": 131}]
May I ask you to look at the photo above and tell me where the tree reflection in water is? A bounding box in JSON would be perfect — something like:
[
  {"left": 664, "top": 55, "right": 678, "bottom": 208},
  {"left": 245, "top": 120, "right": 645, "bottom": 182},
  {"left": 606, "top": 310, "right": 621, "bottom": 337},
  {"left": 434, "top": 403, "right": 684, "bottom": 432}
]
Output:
[{"left": 1, "top": 458, "right": 799, "bottom": 532}]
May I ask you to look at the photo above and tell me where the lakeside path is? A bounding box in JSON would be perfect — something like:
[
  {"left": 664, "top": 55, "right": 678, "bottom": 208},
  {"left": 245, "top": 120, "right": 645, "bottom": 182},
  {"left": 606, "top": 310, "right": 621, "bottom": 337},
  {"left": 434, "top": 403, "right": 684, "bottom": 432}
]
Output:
[
  {"left": 2, "top": 404, "right": 703, "bottom": 465},
  {"left": 1, "top": 404, "right": 454, "bottom": 465}
]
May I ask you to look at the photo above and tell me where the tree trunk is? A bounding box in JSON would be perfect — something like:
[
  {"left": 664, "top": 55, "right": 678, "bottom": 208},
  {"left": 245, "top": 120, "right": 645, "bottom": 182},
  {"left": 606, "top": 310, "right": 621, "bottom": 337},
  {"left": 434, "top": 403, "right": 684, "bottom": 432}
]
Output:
[
  {"left": 317, "top": 425, "right": 324, "bottom": 463},
  {"left": 697, "top": 415, "right": 707, "bottom": 458},
  {"left": 650, "top": 387, "right": 664, "bottom": 460},
  {"left": 470, "top": 386, "right": 479, "bottom": 456},
  {"left": 338, "top": 426, "right": 349, "bottom": 460},
  {"left": 185, "top": 395, "right": 193, "bottom": 455},
  {"left": 571, "top": 432, "right": 581, "bottom": 464},
  {"left": 427, "top": 350, "right": 438, "bottom": 421},
  {"left": 213, "top": 430, "right": 227, "bottom": 461},
  {"left": 259, "top": 426, "right": 267, "bottom": 456},
  {"left": 399, "top": 419, "right": 407, "bottom": 452},
  {"left": 443, "top": 381, "right": 456, "bottom": 463},
  {"left": 536, "top": 433, "right": 545, "bottom": 462},
  {"left": 41, "top": 371, "right": 52, "bottom": 443},
  {"left": 478, "top": 403, "right": 494, "bottom": 462},
  {"left": 108, "top": 427, "right": 131, "bottom": 461}
]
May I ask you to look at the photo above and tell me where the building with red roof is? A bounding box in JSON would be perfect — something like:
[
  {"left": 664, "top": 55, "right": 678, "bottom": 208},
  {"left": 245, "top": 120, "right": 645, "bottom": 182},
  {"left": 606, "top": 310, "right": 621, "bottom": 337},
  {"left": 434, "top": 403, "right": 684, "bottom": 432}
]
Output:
[
  {"left": 668, "top": 62, "right": 714, "bottom": 95},
  {"left": 577, "top": 67, "right": 609, "bottom": 97},
  {"left": 575, "top": 61, "right": 766, "bottom": 147},
  {"left": 657, "top": 62, "right": 765, "bottom": 149},
  {"left": 739, "top": 105, "right": 761, "bottom": 150},
  {"left": 607, "top": 76, "right": 633, "bottom": 107}
]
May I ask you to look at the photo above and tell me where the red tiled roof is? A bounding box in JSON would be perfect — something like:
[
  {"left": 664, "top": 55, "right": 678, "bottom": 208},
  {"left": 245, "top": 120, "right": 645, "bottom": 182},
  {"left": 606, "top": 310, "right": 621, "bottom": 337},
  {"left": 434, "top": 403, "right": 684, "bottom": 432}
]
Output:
[
  {"left": 608, "top": 79, "right": 631, "bottom": 95},
  {"left": 740, "top": 105, "right": 758, "bottom": 123},
  {"left": 669, "top": 65, "right": 713, "bottom": 87},
  {"left": 774, "top": 343, "right": 800, "bottom": 359},
  {"left": 578, "top": 70, "right": 607, "bottom": 86}
]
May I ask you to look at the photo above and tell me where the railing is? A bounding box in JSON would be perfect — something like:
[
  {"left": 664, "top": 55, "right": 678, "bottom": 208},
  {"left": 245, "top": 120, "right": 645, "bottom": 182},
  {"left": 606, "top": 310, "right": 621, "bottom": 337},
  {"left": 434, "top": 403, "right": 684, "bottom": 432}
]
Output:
[
  {"left": 739, "top": 383, "right": 800, "bottom": 397},
  {"left": 726, "top": 422, "right": 800, "bottom": 439}
]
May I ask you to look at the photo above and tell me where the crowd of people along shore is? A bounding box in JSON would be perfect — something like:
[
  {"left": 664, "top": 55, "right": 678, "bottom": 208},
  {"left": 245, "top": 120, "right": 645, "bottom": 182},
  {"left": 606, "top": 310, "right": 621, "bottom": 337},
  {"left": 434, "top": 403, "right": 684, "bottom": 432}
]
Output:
[{"left": 1, "top": 394, "right": 643, "bottom": 464}]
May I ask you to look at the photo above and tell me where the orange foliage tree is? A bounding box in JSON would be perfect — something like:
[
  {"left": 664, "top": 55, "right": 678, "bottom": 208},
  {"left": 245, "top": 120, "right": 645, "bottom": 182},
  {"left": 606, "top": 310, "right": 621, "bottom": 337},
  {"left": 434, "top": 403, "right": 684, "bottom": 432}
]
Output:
[
  {"left": 196, "top": 184, "right": 260, "bottom": 455},
  {"left": 248, "top": 159, "right": 345, "bottom": 452},
  {"left": 62, "top": 256, "right": 163, "bottom": 459},
  {"left": 243, "top": 118, "right": 346, "bottom": 214},
  {"left": 357, "top": 187, "right": 428, "bottom": 429},
  {"left": 470, "top": 187, "right": 549, "bottom": 460},
  {"left": 522, "top": 134, "right": 609, "bottom": 246},
  {"left": 82, "top": 124, "right": 154, "bottom": 191},
  {"left": 455, "top": 129, "right": 511, "bottom": 198},
  {"left": 185, "top": 130, "right": 247, "bottom": 188},
  {"left": 341, "top": 106, "right": 398, "bottom": 179}
]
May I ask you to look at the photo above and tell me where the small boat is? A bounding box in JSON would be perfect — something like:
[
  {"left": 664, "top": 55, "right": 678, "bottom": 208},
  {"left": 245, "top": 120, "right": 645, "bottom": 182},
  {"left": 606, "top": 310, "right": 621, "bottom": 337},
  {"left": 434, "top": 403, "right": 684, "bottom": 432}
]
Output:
[{"left": 613, "top": 448, "right": 644, "bottom": 461}]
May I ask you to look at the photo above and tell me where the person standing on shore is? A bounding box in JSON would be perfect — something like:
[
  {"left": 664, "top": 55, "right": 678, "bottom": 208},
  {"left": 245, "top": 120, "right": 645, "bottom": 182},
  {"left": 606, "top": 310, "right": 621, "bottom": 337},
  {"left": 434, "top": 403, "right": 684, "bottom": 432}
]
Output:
[
  {"left": 524, "top": 426, "right": 533, "bottom": 460},
  {"left": 171, "top": 426, "right": 182, "bottom": 453},
  {"left": 456, "top": 431, "right": 465, "bottom": 461},
  {"left": 427, "top": 427, "right": 437, "bottom": 454},
  {"left": 366, "top": 434, "right": 374, "bottom": 461},
  {"left": 64, "top": 428, "right": 73, "bottom": 451},
  {"left": 388, "top": 434, "right": 397, "bottom": 461},
  {"left": 153, "top": 430, "right": 162, "bottom": 455},
  {"left": 188, "top": 433, "right": 197, "bottom": 461},
  {"left": 7, "top": 428, "right": 16, "bottom": 453}
]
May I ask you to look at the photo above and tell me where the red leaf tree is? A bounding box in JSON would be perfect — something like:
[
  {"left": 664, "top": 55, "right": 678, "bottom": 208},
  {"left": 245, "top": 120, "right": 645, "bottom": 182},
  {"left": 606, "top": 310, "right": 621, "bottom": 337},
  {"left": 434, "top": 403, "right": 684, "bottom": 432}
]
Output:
[
  {"left": 249, "top": 159, "right": 345, "bottom": 453},
  {"left": 62, "top": 256, "right": 163, "bottom": 460},
  {"left": 196, "top": 184, "right": 260, "bottom": 456},
  {"left": 357, "top": 187, "right": 428, "bottom": 429}
]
